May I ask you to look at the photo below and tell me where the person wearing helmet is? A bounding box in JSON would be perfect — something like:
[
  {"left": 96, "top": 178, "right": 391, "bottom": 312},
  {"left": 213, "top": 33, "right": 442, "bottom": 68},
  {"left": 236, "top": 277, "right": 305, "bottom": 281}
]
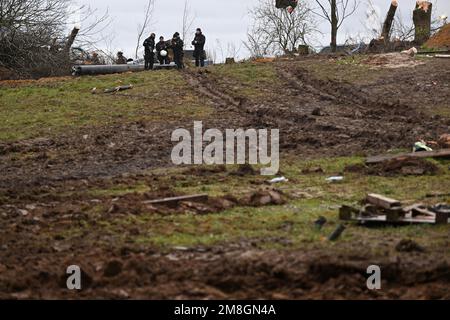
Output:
[
  {"left": 192, "top": 28, "right": 206, "bottom": 67},
  {"left": 143, "top": 33, "right": 156, "bottom": 70},
  {"left": 156, "top": 36, "right": 170, "bottom": 65},
  {"left": 171, "top": 32, "right": 184, "bottom": 70},
  {"left": 116, "top": 51, "right": 127, "bottom": 64}
]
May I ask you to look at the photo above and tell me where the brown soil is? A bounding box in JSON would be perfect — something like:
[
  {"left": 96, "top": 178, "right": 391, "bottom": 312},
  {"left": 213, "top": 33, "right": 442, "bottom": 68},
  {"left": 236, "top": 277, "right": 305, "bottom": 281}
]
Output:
[
  {"left": 0, "top": 245, "right": 448, "bottom": 299},
  {"left": 345, "top": 158, "right": 441, "bottom": 176},
  {"left": 0, "top": 56, "right": 449, "bottom": 299},
  {"left": 425, "top": 23, "right": 450, "bottom": 49}
]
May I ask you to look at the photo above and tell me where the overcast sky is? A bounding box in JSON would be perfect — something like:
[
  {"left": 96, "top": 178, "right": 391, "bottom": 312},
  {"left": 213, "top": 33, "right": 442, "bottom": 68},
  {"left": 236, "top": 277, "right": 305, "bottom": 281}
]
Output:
[{"left": 73, "top": 0, "right": 449, "bottom": 60}]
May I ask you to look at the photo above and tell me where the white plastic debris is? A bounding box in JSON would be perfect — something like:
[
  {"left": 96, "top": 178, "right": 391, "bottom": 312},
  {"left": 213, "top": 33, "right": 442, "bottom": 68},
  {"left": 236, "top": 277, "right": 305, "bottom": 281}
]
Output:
[
  {"left": 401, "top": 47, "right": 418, "bottom": 57},
  {"left": 269, "top": 176, "right": 289, "bottom": 184},
  {"left": 326, "top": 176, "right": 344, "bottom": 182}
]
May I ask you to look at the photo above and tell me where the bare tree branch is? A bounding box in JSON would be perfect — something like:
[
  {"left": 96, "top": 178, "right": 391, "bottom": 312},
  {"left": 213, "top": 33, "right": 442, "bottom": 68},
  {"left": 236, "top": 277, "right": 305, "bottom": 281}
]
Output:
[
  {"left": 181, "top": 0, "right": 196, "bottom": 48},
  {"left": 246, "top": 0, "right": 319, "bottom": 57},
  {"left": 135, "top": 0, "right": 155, "bottom": 59}
]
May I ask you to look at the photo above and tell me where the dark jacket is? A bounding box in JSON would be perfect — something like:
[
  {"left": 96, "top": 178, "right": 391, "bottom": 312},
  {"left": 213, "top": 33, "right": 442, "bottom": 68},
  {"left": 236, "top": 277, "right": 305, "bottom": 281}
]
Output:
[
  {"left": 192, "top": 33, "right": 206, "bottom": 52},
  {"left": 171, "top": 38, "right": 184, "bottom": 55},
  {"left": 156, "top": 40, "right": 168, "bottom": 53},
  {"left": 143, "top": 36, "right": 155, "bottom": 55}
]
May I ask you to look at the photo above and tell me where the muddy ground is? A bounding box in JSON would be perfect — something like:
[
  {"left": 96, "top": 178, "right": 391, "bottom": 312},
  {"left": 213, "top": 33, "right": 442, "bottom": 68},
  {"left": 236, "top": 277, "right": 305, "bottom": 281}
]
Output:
[{"left": 0, "top": 55, "right": 449, "bottom": 299}]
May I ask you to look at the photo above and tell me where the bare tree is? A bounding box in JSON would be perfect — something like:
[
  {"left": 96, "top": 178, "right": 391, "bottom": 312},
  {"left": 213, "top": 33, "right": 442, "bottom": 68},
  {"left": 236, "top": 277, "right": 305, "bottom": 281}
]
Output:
[
  {"left": 181, "top": 0, "right": 196, "bottom": 48},
  {"left": 0, "top": 0, "right": 111, "bottom": 77},
  {"left": 246, "top": 0, "right": 318, "bottom": 57},
  {"left": 135, "top": 0, "right": 155, "bottom": 59},
  {"left": 312, "top": 0, "right": 358, "bottom": 52}
]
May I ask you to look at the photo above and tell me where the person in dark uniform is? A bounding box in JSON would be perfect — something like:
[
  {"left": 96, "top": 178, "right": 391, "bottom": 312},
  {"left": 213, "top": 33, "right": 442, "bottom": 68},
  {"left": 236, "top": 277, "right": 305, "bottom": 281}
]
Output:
[
  {"left": 171, "top": 32, "right": 184, "bottom": 70},
  {"left": 116, "top": 51, "right": 127, "bottom": 64},
  {"left": 192, "top": 28, "right": 206, "bottom": 67},
  {"left": 156, "top": 36, "right": 170, "bottom": 65},
  {"left": 143, "top": 33, "right": 155, "bottom": 70}
]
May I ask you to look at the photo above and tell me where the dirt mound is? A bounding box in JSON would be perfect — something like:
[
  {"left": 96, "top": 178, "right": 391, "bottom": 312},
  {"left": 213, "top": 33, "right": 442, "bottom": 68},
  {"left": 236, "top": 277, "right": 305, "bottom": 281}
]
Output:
[
  {"left": 363, "top": 53, "right": 424, "bottom": 69},
  {"left": 425, "top": 24, "right": 450, "bottom": 49},
  {"left": 345, "top": 158, "right": 440, "bottom": 176}
]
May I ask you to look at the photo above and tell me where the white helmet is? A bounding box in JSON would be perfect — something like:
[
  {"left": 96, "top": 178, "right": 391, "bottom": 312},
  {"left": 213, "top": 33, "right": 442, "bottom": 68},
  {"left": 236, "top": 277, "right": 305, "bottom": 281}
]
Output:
[{"left": 160, "top": 50, "right": 168, "bottom": 57}]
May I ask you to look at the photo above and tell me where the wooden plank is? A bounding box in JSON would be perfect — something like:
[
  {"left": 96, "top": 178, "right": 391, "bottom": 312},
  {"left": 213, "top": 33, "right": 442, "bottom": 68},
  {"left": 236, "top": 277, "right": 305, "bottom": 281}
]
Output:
[
  {"left": 411, "top": 207, "right": 435, "bottom": 217},
  {"left": 353, "top": 215, "right": 436, "bottom": 224},
  {"left": 143, "top": 194, "right": 208, "bottom": 205},
  {"left": 402, "top": 203, "right": 424, "bottom": 213},
  {"left": 366, "top": 149, "right": 450, "bottom": 165},
  {"left": 366, "top": 193, "right": 401, "bottom": 210},
  {"left": 435, "top": 211, "right": 449, "bottom": 224},
  {"left": 339, "top": 205, "right": 359, "bottom": 220},
  {"left": 385, "top": 206, "right": 405, "bottom": 221}
]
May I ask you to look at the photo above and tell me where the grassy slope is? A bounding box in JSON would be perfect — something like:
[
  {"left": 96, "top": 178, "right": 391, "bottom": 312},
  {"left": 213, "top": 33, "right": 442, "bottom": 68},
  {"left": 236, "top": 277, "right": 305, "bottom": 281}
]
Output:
[
  {"left": 1, "top": 60, "right": 449, "bottom": 252},
  {"left": 0, "top": 70, "right": 210, "bottom": 141}
]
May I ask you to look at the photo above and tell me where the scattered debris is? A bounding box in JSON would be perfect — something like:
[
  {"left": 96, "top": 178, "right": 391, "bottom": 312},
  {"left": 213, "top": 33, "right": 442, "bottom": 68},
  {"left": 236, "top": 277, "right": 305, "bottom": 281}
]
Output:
[
  {"left": 314, "top": 216, "right": 327, "bottom": 230},
  {"left": 362, "top": 52, "right": 424, "bottom": 69},
  {"left": 91, "top": 84, "right": 133, "bottom": 94},
  {"left": 366, "top": 193, "right": 401, "bottom": 210},
  {"left": 268, "top": 176, "right": 289, "bottom": 184},
  {"left": 395, "top": 239, "right": 425, "bottom": 253},
  {"left": 438, "top": 134, "right": 450, "bottom": 148},
  {"left": 326, "top": 176, "right": 344, "bottom": 182},
  {"left": 413, "top": 140, "right": 433, "bottom": 152},
  {"left": 339, "top": 194, "right": 449, "bottom": 225},
  {"left": 241, "top": 189, "right": 285, "bottom": 207},
  {"left": 401, "top": 47, "right": 418, "bottom": 57},
  {"left": 366, "top": 149, "right": 450, "bottom": 165},
  {"left": 104, "top": 84, "right": 133, "bottom": 94},
  {"left": 311, "top": 108, "right": 322, "bottom": 116},
  {"left": 143, "top": 194, "right": 208, "bottom": 206},
  {"left": 346, "top": 158, "right": 440, "bottom": 176},
  {"left": 253, "top": 57, "right": 275, "bottom": 63},
  {"left": 328, "top": 224, "right": 346, "bottom": 241}
]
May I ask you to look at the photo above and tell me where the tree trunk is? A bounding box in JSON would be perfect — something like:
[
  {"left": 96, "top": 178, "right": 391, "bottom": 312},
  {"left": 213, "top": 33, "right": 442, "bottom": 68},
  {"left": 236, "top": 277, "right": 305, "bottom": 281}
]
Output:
[
  {"left": 331, "top": 0, "right": 337, "bottom": 52},
  {"left": 381, "top": 0, "right": 398, "bottom": 41},
  {"left": 413, "top": 1, "right": 432, "bottom": 45},
  {"left": 64, "top": 27, "right": 80, "bottom": 52}
]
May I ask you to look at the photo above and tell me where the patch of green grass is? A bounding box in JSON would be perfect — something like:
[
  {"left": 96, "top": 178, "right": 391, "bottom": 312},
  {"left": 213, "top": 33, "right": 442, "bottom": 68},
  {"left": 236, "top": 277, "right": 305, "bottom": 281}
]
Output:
[
  {"left": 0, "top": 70, "right": 211, "bottom": 142},
  {"left": 211, "top": 62, "right": 278, "bottom": 98},
  {"left": 294, "top": 57, "right": 381, "bottom": 83},
  {"left": 89, "top": 155, "right": 450, "bottom": 250}
]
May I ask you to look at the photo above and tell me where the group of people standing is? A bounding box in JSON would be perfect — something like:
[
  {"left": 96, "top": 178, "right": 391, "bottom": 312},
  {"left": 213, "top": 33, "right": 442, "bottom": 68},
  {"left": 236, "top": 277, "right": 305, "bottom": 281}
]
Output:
[{"left": 142, "top": 28, "right": 206, "bottom": 70}]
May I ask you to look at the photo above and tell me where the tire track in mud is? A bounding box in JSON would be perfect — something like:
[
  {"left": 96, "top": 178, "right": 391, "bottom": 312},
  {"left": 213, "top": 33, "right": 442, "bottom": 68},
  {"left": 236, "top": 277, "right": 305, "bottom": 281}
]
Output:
[
  {"left": 183, "top": 70, "right": 243, "bottom": 110},
  {"left": 275, "top": 63, "right": 413, "bottom": 115}
]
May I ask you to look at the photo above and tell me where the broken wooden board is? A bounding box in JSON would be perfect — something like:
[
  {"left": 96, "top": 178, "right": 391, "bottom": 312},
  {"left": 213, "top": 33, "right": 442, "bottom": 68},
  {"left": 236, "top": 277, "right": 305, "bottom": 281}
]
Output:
[
  {"left": 339, "top": 196, "right": 449, "bottom": 225},
  {"left": 143, "top": 194, "right": 208, "bottom": 205},
  {"left": 339, "top": 205, "right": 360, "bottom": 221},
  {"left": 366, "top": 193, "right": 402, "bottom": 210},
  {"left": 366, "top": 149, "right": 450, "bottom": 165},
  {"left": 104, "top": 84, "right": 133, "bottom": 94}
]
